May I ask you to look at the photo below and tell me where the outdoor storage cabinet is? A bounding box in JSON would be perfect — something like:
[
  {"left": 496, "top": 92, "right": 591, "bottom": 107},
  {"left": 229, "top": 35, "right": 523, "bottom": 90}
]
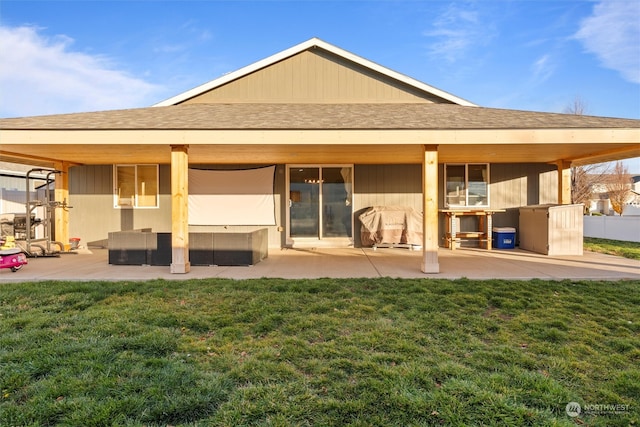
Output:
[{"left": 519, "top": 204, "right": 583, "bottom": 255}]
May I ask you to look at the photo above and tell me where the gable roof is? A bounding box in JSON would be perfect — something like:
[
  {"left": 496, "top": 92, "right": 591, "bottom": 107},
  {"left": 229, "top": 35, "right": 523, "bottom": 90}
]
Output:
[
  {"left": 153, "top": 38, "right": 477, "bottom": 107},
  {"left": 1, "top": 103, "right": 638, "bottom": 130},
  {"left": 1, "top": 39, "right": 638, "bottom": 168}
]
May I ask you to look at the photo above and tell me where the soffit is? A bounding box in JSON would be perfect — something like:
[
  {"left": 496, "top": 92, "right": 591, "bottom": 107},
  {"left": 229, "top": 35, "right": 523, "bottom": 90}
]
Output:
[{"left": 2, "top": 141, "right": 638, "bottom": 168}]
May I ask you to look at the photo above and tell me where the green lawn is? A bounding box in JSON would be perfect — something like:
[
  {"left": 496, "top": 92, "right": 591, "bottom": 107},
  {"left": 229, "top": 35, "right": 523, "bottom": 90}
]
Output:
[
  {"left": 584, "top": 237, "right": 640, "bottom": 260},
  {"left": 1, "top": 278, "right": 638, "bottom": 426}
]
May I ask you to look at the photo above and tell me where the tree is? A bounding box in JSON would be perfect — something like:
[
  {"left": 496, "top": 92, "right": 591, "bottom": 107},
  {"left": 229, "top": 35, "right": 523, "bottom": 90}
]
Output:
[
  {"left": 563, "top": 96, "right": 604, "bottom": 210},
  {"left": 563, "top": 96, "right": 588, "bottom": 115},
  {"left": 606, "top": 161, "right": 632, "bottom": 215},
  {"left": 570, "top": 163, "right": 608, "bottom": 211}
]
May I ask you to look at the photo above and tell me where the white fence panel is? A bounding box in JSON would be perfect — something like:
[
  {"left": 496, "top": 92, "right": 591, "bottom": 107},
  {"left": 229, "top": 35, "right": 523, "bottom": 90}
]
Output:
[
  {"left": 583, "top": 216, "right": 640, "bottom": 242},
  {"left": 1, "top": 189, "right": 31, "bottom": 214},
  {"left": 623, "top": 204, "right": 640, "bottom": 216}
]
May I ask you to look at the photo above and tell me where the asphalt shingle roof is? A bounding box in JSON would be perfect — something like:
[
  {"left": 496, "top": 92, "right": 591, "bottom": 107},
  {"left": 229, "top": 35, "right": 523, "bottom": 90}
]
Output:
[{"left": 1, "top": 103, "right": 639, "bottom": 131}]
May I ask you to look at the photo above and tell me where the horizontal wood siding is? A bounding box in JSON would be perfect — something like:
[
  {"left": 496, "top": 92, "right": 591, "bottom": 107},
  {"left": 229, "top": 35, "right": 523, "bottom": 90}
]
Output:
[{"left": 185, "top": 51, "right": 438, "bottom": 104}]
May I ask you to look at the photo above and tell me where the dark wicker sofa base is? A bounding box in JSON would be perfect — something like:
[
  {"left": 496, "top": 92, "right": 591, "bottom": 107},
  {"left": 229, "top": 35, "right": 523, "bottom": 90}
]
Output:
[{"left": 108, "top": 229, "right": 268, "bottom": 266}]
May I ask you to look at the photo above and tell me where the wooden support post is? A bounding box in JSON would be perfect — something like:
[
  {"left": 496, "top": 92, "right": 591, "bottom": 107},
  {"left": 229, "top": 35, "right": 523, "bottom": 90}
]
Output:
[
  {"left": 171, "top": 145, "right": 190, "bottom": 273},
  {"left": 54, "top": 161, "right": 69, "bottom": 246},
  {"left": 422, "top": 145, "right": 440, "bottom": 273},
  {"left": 557, "top": 160, "right": 572, "bottom": 205}
]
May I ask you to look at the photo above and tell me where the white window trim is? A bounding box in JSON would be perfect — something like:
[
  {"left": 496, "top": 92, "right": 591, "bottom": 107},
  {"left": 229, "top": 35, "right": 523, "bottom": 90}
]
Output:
[
  {"left": 113, "top": 164, "right": 159, "bottom": 209},
  {"left": 444, "top": 163, "right": 490, "bottom": 208}
]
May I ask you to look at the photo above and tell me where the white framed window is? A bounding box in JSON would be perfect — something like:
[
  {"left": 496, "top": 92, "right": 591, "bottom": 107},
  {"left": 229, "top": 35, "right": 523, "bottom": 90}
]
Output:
[
  {"left": 114, "top": 164, "right": 159, "bottom": 208},
  {"left": 445, "top": 163, "right": 489, "bottom": 207}
]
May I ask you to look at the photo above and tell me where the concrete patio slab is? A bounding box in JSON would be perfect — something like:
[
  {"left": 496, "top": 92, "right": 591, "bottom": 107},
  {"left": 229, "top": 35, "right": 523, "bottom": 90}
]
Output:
[{"left": 1, "top": 246, "right": 638, "bottom": 282}]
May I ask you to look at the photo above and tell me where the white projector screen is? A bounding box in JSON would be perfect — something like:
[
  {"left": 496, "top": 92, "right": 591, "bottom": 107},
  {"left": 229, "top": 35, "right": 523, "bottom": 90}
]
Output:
[{"left": 188, "top": 166, "right": 276, "bottom": 225}]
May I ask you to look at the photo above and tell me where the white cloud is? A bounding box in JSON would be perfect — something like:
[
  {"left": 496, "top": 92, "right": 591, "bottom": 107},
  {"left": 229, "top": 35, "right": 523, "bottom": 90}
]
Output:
[
  {"left": 531, "top": 54, "right": 555, "bottom": 84},
  {"left": 0, "top": 25, "right": 163, "bottom": 118},
  {"left": 423, "top": 2, "right": 497, "bottom": 63},
  {"left": 574, "top": 0, "right": 640, "bottom": 84}
]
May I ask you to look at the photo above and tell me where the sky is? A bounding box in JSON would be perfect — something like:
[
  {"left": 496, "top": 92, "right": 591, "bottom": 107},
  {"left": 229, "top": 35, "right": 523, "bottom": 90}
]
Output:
[{"left": 0, "top": 0, "right": 639, "bottom": 170}]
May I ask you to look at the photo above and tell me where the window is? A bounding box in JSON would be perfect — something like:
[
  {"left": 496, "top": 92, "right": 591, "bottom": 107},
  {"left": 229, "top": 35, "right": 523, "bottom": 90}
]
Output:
[
  {"left": 445, "top": 164, "right": 489, "bottom": 207},
  {"left": 114, "top": 164, "right": 158, "bottom": 208}
]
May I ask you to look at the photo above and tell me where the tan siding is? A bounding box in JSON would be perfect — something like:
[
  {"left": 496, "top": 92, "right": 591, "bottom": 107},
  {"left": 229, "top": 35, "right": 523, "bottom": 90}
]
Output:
[
  {"left": 490, "top": 164, "right": 557, "bottom": 209},
  {"left": 538, "top": 170, "right": 558, "bottom": 204},
  {"left": 159, "top": 165, "right": 171, "bottom": 194},
  {"left": 436, "top": 163, "right": 558, "bottom": 247},
  {"left": 354, "top": 163, "right": 557, "bottom": 249},
  {"left": 68, "top": 164, "right": 283, "bottom": 247},
  {"left": 353, "top": 164, "right": 423, "bottom": 246},
  {"left": 69, "top": 165, "right": 111, "bottom": 194},
  {"left": 184, "top": 51, "right": 439, "bottom": 104},
  {"left": 488, "top": 164, "right": 558, "bottom": 245},
  {"left": 68, "top": 163, "right": 561, "bottom": 249}
]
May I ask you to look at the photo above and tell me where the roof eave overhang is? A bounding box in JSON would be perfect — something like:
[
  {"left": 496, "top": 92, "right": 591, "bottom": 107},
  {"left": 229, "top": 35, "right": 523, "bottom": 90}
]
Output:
[
  {"left": 1, "top": 127, "right": 637, "bottom": 145},
  {"left": 2, "top": 127, "right": 638, "bottom": 167}
]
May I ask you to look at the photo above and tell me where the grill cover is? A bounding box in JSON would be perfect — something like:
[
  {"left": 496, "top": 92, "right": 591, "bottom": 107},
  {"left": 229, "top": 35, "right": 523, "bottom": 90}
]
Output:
[{"left": 359, "top": 206, "right": 423, "bottom": 247}]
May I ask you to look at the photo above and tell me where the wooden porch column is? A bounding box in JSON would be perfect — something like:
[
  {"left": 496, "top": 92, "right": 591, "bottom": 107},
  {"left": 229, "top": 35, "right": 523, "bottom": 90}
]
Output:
[
  {"left": 556, "top": 160, "right": 572, "bottom": 204},
  {"left": 421, "top": 145, "right": 440, "bottom": 273},
  {"left": 170, "top": 145, "right": 190, "bottom": 273},
  {"left": 54, "top": 161, "right": 69, "bottom": 245}
]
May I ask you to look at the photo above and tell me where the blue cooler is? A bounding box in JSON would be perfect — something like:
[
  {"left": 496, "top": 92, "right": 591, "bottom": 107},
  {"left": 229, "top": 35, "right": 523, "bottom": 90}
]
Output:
[{"left": 492, "top": 227, "right": 516, "bottom": 249}]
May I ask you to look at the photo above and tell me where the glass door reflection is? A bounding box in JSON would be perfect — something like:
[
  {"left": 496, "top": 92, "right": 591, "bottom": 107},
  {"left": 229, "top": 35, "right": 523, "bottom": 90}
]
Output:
[
  {"left": 289, "top": 168, "right": 320, "bottom": 238},
  {"left": 321, "top": 167, "right": 352, "bottom": 238},
  {"left": 289, "top": 166, "right": 353, "bottom": 241}
]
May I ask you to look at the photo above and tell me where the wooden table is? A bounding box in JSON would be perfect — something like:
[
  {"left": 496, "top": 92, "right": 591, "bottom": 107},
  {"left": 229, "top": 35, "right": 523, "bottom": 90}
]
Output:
[{"left": 439, "top": 209, "right": 505, "bottom": 250}]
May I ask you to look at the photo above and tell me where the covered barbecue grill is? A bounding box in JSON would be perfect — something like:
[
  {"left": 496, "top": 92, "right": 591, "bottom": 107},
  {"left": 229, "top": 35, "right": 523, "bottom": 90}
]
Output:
[{"left": 359, "top": 206, "right": 423, "bottom": 249}]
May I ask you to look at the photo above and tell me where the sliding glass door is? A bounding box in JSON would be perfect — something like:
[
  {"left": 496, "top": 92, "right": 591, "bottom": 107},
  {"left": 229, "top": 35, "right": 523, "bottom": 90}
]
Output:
[
  {"left": 288, "top": 166, "right": 353, "bottom": 242},
  {"left": 289, "top": 167, "right": 320, "bottom": 238}
]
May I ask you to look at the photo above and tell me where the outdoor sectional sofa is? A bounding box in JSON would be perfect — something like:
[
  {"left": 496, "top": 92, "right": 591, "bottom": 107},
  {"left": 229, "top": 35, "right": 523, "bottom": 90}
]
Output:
[{"left": 108, "top": 228, "right": 268, "bottom": 266}]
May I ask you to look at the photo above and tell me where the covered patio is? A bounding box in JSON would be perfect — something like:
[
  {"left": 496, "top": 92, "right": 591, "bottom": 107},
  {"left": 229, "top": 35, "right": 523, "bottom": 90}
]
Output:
[
  {"left": 1, "top": 246, "right": 637, "bottom": 282},
  {"left": 1, "top": 104, "right": 639, "bottom": 276}
]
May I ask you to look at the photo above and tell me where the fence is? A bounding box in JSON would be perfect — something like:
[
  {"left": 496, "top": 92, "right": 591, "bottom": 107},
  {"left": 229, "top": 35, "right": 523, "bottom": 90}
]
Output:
[{"left": 583, "top": 215, "right": 640, "bottom": 243}]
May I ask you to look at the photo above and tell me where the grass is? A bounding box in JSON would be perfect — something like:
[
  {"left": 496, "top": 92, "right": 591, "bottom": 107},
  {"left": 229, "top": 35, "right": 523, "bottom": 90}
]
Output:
[
  {"left": 1, "top": 278, "right": 639, "bottom": 426},
  {"left": 584, "top": 237, "right": 640, "bottom": 260}
]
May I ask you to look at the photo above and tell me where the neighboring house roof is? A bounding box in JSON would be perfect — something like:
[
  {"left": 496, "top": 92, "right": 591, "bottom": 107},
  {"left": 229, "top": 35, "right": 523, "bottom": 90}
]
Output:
[
  {"left": 153, "top": 38, "right": 477, "bottom": 107},
  {"left": 1, "top": 103, "right": 638, "bottom": 131}
]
